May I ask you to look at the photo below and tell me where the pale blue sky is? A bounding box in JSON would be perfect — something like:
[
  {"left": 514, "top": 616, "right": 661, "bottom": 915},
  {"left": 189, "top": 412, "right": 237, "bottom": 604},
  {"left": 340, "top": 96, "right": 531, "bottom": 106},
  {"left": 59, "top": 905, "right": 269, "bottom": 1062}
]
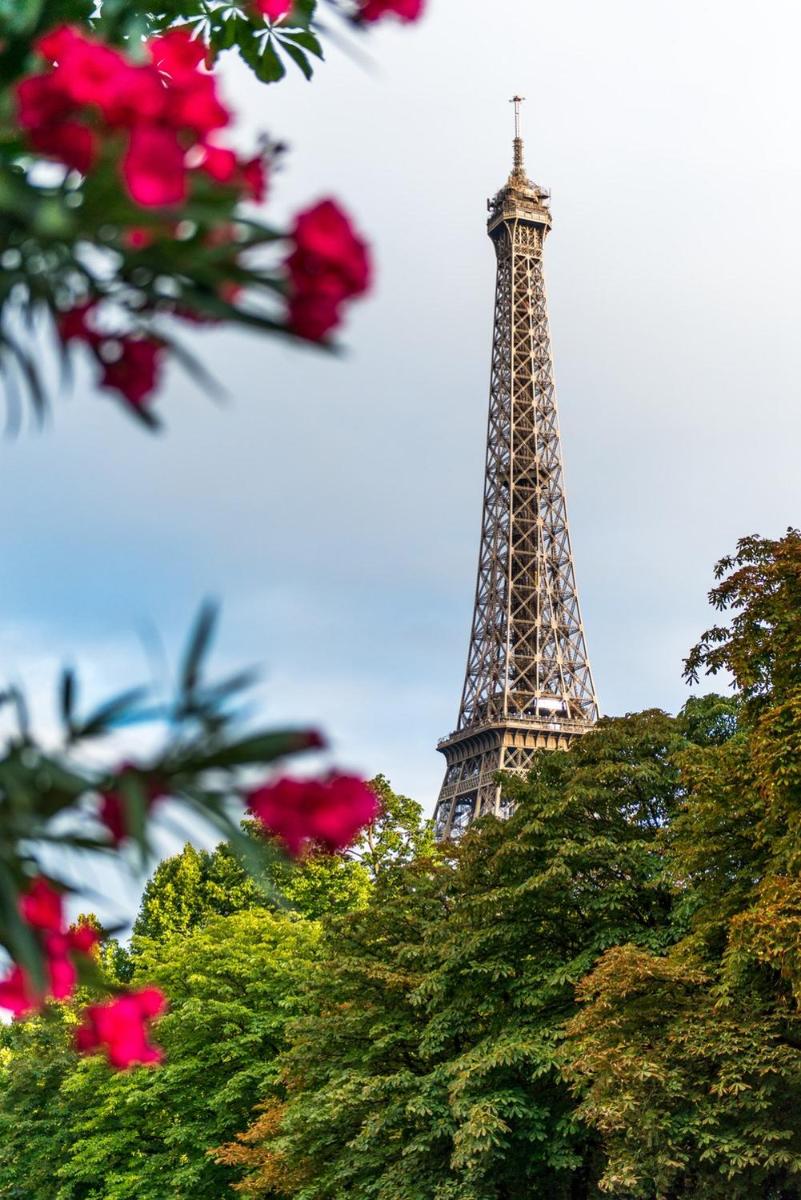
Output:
[{"left": 4, "top": 0, "right": 801, "bottom": 833}]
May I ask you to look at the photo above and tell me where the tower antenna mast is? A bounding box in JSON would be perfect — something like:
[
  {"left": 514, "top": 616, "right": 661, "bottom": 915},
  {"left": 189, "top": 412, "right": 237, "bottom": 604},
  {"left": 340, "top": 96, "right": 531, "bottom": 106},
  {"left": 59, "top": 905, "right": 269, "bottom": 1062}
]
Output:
[{"left": 510, "top": 94, "right": 526, "bottom": 171}]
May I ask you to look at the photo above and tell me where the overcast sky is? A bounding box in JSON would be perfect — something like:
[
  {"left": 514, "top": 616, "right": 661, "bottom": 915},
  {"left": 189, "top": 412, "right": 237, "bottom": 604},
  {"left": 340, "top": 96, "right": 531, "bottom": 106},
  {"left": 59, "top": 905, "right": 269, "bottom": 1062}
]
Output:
[{"left": 4, "top": 0, "right": 801, "bottom": 837}]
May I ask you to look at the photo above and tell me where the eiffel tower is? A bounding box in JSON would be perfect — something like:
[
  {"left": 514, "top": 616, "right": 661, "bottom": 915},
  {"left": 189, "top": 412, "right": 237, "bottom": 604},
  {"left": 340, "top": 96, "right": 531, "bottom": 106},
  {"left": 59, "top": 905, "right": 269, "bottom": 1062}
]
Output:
[{"left": 434, "top": 99, "right": 599, "bottom": 838}]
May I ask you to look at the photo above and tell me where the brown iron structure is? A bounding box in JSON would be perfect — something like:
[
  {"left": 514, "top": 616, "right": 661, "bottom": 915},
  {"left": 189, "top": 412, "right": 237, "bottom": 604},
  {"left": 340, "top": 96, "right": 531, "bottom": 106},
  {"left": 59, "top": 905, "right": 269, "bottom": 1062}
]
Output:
[{"left": 434, "top": 99, "right": 599, "bottom": 838}]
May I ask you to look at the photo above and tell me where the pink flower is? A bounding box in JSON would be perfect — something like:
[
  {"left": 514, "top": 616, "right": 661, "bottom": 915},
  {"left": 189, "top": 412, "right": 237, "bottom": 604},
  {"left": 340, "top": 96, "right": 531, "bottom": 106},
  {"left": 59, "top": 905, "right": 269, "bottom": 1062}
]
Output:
[
  {"left": 98, "top": 765, "right": 166, "bottom": 843},
  {"left": 17, "top": 24, "right": 235, "bottom": 210},
  {"left": 240, "top": 156, "right": 267, "bottom": 202},
  {"left": 76, "top": 988, "right": 166, "bottom": 1069},
  {"left": 44, "top": 933, "right": 78, "bottom": 1001},
  {"left": 34, "top": 26, "right": 165, "bottom": 127},
  {"left": 199, "top": 146, "right": 268, "bottom": 201},
  {"left": 161, "top": 70, "right": 229, "bottom": 139},
  {"left": 20, "top": 878, "right": 63, "bottom": 932},
  {"left": 199, "top": 143, "right": 238, "bottom": 184},
  {"left": 122, "top": 125, "right": 186, "bottom": 208},
  {"left": 149, "top": 28, "right": 208, "bottom": 78},
  {"left": 285, "top": 199, "right": 371, "bottom": 341},
  {"left": 35, "top": 23, "right": 85, "bottom": 64},
  {"left": 0, "top": 926, "right": 99, "bottom": 1018},
  {"left": 57, "top": 305, "right": 164, "bottom": 409},
  {"left": 29, "top": 118, "right": 95, "bottom": 173},
  {"left": 16, "top": 72, "right": 70, "bottom": 128},
  {"left": 254, "top": 0, "right": 294, "bottom": 20},
  {"left": 0, "top": 964, "right": 37, "bottom": 1022},
  {"left": 0, "top": 966, "right": 36, "bottom": 1019},
  {"left": 0, "top": 885, "right": 101, "bottom": 1019},
  {"left": 289, "top": 199, "right": 371, "bottom": 298},
  {"left": 47, "top": 924, "right": 101, "bottom": 1003},
  {"left": 359, "top": 0, "right": 425, "bottom": 20},
  {"left": 67, "top": 922, "right": 101, "bottom": 956},
  {"left": 247, "top": 773, "right": 381, "bottom": 856},
  {"left": 16, "top": 72, "right": 95, "bottom": 174},
  {"left": 57, "top": 301, "right": 99, "bottom": 344},
  {"left": 122, "top": 226, "right": 157, "bottom": 250},
  {"left": 98, "top": 337, "right": 164, "bottom": 408},
  {"left": 287, "top": 290, "right": 342, "bottom": 341}
]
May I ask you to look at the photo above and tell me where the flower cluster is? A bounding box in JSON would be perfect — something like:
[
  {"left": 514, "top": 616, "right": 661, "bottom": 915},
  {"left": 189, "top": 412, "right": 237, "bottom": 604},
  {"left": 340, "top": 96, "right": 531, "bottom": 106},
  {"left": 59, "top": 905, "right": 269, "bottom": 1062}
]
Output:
[
  {"left": 254, "top": 0, "right": 294, "bottom": 18},
  {"left": 286, "top": 199, "right": 371, "bottom": 340},
  {"left": 0, "top": 877, "right": 167, "bottom": 1070},
  {"left": 76, "top": 988, "right": 167, "bottom": 1070},
  {"left": 251, "top": 0, "right": 425, "bottom": 24},
  {"left": 359, "top": 0, "right": 426, "bottom": 21},
  {"left": 17, "top": 26, "right": 265, "bottom": 208},
  {"left": 247, "top": 773, "right": 381, "bottom": 856},
  {"left": 58, "top": 303, "right": 164, "bottom": 410},
  {"left": 0, "top": 879, "right": 98, "bottom": 1018},
  {"left": 99, "top": 766, "right": 166, "bottom": 845}
]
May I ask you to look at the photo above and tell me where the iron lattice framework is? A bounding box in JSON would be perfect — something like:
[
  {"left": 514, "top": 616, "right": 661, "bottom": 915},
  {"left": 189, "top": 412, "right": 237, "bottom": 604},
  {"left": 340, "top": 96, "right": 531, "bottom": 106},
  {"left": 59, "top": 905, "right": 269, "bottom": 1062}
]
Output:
[{"left": 434, "top": 100, "right": 599, "bottom": 838}]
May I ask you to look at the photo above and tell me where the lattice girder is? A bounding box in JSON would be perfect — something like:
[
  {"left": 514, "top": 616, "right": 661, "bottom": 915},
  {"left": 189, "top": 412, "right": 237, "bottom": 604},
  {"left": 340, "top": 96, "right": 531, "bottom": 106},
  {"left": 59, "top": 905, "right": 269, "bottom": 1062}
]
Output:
[{"left": 434, "top": 128, "right": 598, "bottom": 839}]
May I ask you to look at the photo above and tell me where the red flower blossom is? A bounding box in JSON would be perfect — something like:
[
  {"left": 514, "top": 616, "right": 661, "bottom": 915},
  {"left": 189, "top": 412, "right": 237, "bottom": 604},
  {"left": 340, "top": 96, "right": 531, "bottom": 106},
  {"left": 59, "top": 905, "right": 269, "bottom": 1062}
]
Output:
[
  {"left": 122, "top": 226, "right": 157, "bottom": 250},
  {"left": 28, "top": 118, "right": 95, "bottom": 173},
  {"left": 240, "top": 155, "right": 267, "bottom": 202},
  {"left": 359, "top": 0, "right": 425, "bottom": 20},
  {"left": 122, "top": 124, "right": 186, "bottom": 208},
  {"left": 45, "top": 933, "right": 78, "bottom": 1001},
  {"left": 76, "top": 988, "right": 166, "bottom": 1069},
  {"left": 99, "top": 770, "right": 165, "bottom": 844},
  {"left": 254, "top": 0, "right": 294, "bottom": 20},
  {"left": 199, "top": 143, "right": 238, "bottom": 184},
  {"left": 149, "top": 28, "right": 207, "bottom": 78},
  {"left": 199, "top": 146, "right": 267, "bottom": 202},
  {"left": 20, "top": 877, "right": 63, "bottom": 932},
  {"left": 16, "top": 25, "right": 238, "bottom": 208},
  {"left": 41, "top": 924, "right": 99, "bottom": 1005},
  {"left": 160, "top": 68, "right": 227, "bottom": 138},
  {"left": 287, "top": 290, "right": 343, "bottom": 341},
  {"left": 35, "top": 23, "right": 84, "bottom": 64},
  {"left": 99, "top": 336, "right": 164, "bottom": 408},
  {"left": 247, "top": 773, "right": 380, "bottom": 857},
  {"left": 57, "top": 301, "right": 99, "bottom": 344},
  {"left": 0, "top": 966, "right": 36, "bottom": 1019},
  {"left": 285, "top": 199, "right": 371, "bottom": 341},
  {"left": 68, "top": 922, "right": 101, "bottom": 956},
  {"left": 17, "top": 72, "right": 69, "bottom": 128},
  {"left": 0, "top": 882, "right": 101, "bottom": 1019},
  {"left": 34, "top": 26, "right": 164, "bottom": 127},
  {"left": 57, "top": 304, "right": 165, "bottom": 409},
  {"left": 16, "top": 70, "right": 96, "bottom": 173},
  {"left": 289, "top": 199, "right": 371, "bottom": 297}
]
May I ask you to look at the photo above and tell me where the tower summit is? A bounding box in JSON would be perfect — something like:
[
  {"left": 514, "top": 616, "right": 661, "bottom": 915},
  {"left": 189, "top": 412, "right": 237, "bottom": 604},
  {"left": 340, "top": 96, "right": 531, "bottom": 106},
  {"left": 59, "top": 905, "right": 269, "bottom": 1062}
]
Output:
[{"left": 434, "top": 100, "right": 599, "bottom": 838}]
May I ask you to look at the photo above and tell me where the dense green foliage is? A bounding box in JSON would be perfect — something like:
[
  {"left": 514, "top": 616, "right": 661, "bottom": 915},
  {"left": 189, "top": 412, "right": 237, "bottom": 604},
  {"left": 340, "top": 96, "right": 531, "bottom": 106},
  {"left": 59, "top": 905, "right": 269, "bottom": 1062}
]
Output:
[
  {"left": 216, "top": 532, "right": 801, "bottom": 1199},
  {"left": 0, "top": 778, "right": 429, "bottom": 1199},
  {"left": 2, "top": 534, "right": 801, "bottom": 1198},
  {"left": 236, "top": 706, "right": 716, "bottom": 1200},
  {"left": 566, "top": 530, "right": 801, "bottom": 1198}
]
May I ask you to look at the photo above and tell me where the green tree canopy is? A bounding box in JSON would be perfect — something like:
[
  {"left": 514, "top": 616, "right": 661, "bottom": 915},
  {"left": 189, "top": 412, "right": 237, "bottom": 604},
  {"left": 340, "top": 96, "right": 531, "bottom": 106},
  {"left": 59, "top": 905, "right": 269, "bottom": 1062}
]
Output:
[
  {"left": 233, "top": 708, "right": 703, "bottom": 1200},
  {"left": 0, "top": 909, "right": 320, "bottom": 1200},
  {"left": 0, "top": 773, "right": 429, "bottom": 1198},
  {"left": 565, "top": 530, "right": 801, "bottom": 1197}
]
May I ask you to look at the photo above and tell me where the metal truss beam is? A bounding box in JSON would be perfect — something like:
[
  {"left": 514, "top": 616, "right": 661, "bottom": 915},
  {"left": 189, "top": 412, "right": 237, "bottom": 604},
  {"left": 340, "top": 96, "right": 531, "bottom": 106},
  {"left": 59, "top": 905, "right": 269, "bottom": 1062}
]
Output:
[{"left": 434, "top": 109, "right": 599, "bottom": 838}]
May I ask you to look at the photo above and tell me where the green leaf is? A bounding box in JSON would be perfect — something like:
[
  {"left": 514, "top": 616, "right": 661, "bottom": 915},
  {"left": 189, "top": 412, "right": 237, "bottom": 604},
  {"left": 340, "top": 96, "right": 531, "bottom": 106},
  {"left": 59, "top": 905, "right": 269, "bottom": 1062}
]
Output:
[
  {"left": 70, "top": 687, "right": 150, "bottom": 742},
  {"left": 238, "top": 35, "right": 286, "bottom": 84},
  {"left": 279, "top": 27, "right": 324, "bottom": 58},
  {"left": 180, "top": 729, "right": 322, "bottom": 772},
  {"left": 278, "top": 38, "right": 314, "bottom": 80},
  {"left": 59, "top": 667, "right": 76, "bottom": 735},
  {"left": 179, "top": 601, "right": 218, "bottom": 700}
]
